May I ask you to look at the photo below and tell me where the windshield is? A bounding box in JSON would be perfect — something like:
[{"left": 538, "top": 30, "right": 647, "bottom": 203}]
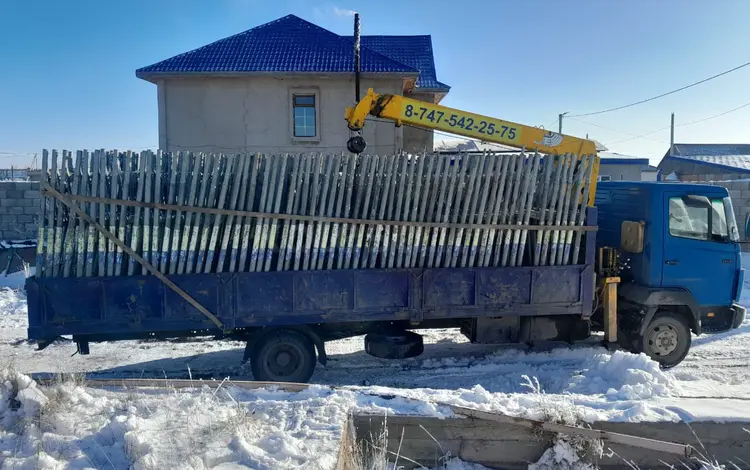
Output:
[{"left": 722, "top": 197, "right": 740, "bottom": 242}]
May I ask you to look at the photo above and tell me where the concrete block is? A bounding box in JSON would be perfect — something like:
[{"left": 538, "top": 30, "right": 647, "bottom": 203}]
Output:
[
  {"left": 0, "top": 198, "right": 16, "bottom": 207},
  {"left": 6, "top": 189, "right": 23, "bottom": 199},
  {"left": 17, "top": 215, "right": 34, "bottom": 223},
  {"left": 23, "top": 190, "right": 39, "bottom": 199},
  {"left": 25, "top": 223, "right": 38, "bottom": 232},
  {"left": 24, "top": 206, "right": 39, "bottom": 215},
  {"left": 29, "top": 181, "right": 40, "bottom": 190},
  {"left": 8, "top": 206, "right": 24, "bottom": 215},
  {"left": 730, "top": 189, "right": 742, "bottom": 200},
  {"left": 15, "top": 199, "right": 34, "bottom": 207},
  {"left": 0, "top": 190, "right": 7, "bottom": 199}
]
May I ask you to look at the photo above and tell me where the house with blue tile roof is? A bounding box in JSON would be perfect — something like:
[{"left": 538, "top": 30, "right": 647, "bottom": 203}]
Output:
[
  {"left": 136, "top": 14, "right": 450, "bottom": 155},
  {"left": 658, "top": 144, "right": 750, "bottom": 181}
]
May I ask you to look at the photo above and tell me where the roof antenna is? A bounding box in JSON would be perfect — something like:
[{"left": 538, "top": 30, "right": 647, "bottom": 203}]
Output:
[{"left": 354, "top": 12, "right": 361, "bottom": 103}]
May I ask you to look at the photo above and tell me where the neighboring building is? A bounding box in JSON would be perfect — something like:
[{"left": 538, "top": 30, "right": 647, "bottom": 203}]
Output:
[
  {"left": 597, "top": 152, "right": 654, "bottom": 181},
  {"left": 658, "top": 144, "right": 750, "bottom": 182},
  {"left": 136, "top": 15, "right": 450, "bottom": 155},
  {"left": 434, "top": 139, "right": 654, "bottom": 181}
]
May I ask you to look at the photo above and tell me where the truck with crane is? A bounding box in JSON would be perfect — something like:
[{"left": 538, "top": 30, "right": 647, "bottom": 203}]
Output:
[{"left": 24, "top": 87, "right": 745, "bottom": 384}]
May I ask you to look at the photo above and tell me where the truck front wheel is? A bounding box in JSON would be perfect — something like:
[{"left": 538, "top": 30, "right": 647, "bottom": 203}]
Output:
[
  {"left": 639, "top": 312, "right": 691, "bottom": 369},
  {"left": 249, "top": 329, "right": 317, "bottom": 383}
]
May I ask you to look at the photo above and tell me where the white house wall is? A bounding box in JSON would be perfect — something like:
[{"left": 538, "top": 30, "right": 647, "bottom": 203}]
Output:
[
  {"left": 157, "top": 76, "right": 406, "bottom": 155},
  {"left": 598, "top": 163, "right": 647, "bottom": 181}
]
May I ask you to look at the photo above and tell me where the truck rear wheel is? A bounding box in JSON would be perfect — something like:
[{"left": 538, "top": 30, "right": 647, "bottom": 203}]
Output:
[
  {"left": 249, "top": 329, "right": 317, "bottom": 383},
  {"left": 639, "top": 312, "right": 691, "bottom": 369}
]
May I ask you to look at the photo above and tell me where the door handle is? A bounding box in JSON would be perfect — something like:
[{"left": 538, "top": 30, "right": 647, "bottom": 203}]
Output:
[{"left": 665, "top": 260, "right": 679, "bottom": 265}]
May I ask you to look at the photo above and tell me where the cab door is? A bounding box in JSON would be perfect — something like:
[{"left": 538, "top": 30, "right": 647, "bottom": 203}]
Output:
[{"left": 662, "top": 192, "right": 737, "bottom": 307}]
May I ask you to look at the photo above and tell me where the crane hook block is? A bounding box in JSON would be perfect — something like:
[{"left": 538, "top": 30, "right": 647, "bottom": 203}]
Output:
[{"left": 347, "top": 135, "right": 367, "bottom": 154}]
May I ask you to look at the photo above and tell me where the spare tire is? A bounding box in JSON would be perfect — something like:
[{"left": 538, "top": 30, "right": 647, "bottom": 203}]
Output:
[{"left": 365, "top": 331, "right": 424, "bottom": 359}]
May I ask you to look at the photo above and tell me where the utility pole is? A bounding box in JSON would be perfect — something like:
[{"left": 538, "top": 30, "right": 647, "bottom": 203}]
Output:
[
  {"left": 669, "top": 112, "right": 675, "bottom": 156},
  {"left": 558, "top": 112, "right": 569, "bottom": 134}
]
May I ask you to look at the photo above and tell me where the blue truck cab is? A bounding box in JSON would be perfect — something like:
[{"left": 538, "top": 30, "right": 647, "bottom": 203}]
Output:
[{"left": 596, "top": 181, "right": 746, "bottom": 366}]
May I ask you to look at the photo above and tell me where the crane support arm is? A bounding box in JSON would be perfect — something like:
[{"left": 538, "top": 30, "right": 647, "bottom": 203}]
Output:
[{"left": 346, "top": 88, "right": 598, "bottom": 156}]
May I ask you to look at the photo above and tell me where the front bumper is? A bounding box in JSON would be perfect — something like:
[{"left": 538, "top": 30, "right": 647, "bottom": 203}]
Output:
[
  {"left": 701, "top": 303, "right": 746, "bottom": 333},
  {"left": 731, "top": 303, "right": 747, "bottom": 329}
]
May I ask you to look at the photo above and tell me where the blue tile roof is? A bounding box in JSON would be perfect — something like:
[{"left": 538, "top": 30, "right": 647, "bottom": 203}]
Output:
[
  {"left": 662, "top": 144, "right": 750, "bottom": 173},
  {"left": 137, "top": 14, "right": 446, "bottom": 88},
  {"left": 355, "top": 36, "right": 450, "bottom": 91}
]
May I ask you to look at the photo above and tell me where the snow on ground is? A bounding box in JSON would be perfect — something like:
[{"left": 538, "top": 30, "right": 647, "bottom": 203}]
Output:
[{"left": 2, "top": 256, "right": 750, "bottom": 468}]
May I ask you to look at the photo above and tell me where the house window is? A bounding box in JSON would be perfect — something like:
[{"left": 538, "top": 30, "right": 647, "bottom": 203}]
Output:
[
  {"left": 293, "top": 94, "right": 316, "bottom": 138},
  {"left": 598, "top": 175, "right": 612, "bottom": 182}
]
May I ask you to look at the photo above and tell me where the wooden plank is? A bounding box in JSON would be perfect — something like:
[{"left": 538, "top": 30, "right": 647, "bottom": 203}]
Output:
[
  {"left": 195, "top": 154, "right": 221, "bottom": 273},
  {"left": 293, "top": 154, "right": 312, "bottom": 271},
  {"left": 106, "top": 151, "right": 120, "bottom": 276},
  {"left": 263, "top": 154, "right": 288, "bottom": 272},
  {"left": 252, "top": 155, "right": 275, "bottom": 272},
  {"left": 336, "top": 154, "right": 357, "bottom": 269},
  {"left": 353, "top": 154, "right": 378, "bottom": 269},
  {"left": 370, "top": 154, "right": 396, "bottom": 268},
  {"left": 458, "top": 152, "right": 486, "bottom": 267},
  {"left": 36, "top": 150, "right": 49, "bottom": 276},
  {"left": 116, "top": 152, "right": 132, "bottom": 275},
  {"left": 278, "top": 154, "right": 302, "bottom": 271},
  {"left": 229, "top": 154, "right": 253, "bottom": 272},
  {"left": 74, "top": 150, "right": 89, "bottom": 277},
  {"left": 62, "top": 151, "right": 80, "bottom": 277},
  {"left": 204, "top": 154, "right": 233, "bottom": 273},
  {"left": 318, "top": 154, "right": 340, "bottom": 270},
  {"left": 179, "top": 152, "right": 201, "bottom": 275},
  {"left": 238, "top": 153, "right": 261, "bottom": 272},
  {"left": 151, "top": 151, "right": 164, "bottom": 272},
  {"left": 48, "top": 150, "right": 59, "bottom": 277},
  {"left": 127, "top": 151, "right": 147, "bottom": 275},
  {"left": 404, "top": 153, "right": 427, "bottom": 268},
  {"left": 163, "top": 152, "right": 181, "bottom": 274},
  {"left": 218, "top": 154, "right": 248, "bottom": 272},
  {"left": 185, "top": 153, "right": 210, "bottom": 274},
  {"left": 141, "top": 151, "right": 154, "bottom": 271},
  {"left": 96, "top": 149, "right": 108, "bottom": 276}
]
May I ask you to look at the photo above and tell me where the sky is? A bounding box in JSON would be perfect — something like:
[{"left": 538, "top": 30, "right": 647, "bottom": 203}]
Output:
[{"left": 2, "top": 0, "right": 750, "bottom": 167}]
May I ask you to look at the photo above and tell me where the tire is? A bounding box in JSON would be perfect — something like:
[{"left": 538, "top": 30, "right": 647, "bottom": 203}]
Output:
[
  {"left": 638, "top": 312, "right": 691, "bottom": 369},
  {"left": 365, "top": 331, "right": 424, "bottom": 359},
  {"left": 249, "top": 329, "right": 317, "bottom": 383}
]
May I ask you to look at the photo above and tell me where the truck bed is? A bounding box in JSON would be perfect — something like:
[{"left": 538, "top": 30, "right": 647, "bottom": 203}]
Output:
[{"left": 26, "top": 261, "right": 595, "bottom": 342}]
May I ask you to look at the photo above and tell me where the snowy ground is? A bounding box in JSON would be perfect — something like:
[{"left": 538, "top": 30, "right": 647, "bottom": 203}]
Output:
[{"left": 2, "top": 260, "right": 750, "bottom": 469}]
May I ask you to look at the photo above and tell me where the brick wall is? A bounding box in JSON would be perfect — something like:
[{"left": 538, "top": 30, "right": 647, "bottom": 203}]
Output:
[{"left": 0, "top": 181, "right": 40, "bottom": 240}]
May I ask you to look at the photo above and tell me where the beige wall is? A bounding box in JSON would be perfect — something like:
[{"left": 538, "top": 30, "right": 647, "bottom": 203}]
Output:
[{"left": 157, "top": 76, "right": 412, "bottom": 155}]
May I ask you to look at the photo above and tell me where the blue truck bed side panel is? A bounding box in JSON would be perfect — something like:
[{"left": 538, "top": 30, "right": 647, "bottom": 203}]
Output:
[{"left": 26, "top": 264, "right": 594, "bottom": 340}]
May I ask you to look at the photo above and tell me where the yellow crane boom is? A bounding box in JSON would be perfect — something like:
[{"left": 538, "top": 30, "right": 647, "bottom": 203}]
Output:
[
  {"left": 346, "top": 89, "right": 598, "bottom": 156},
  {"left": 345, "top": 88, "right": 600, "bottom": 205}
]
